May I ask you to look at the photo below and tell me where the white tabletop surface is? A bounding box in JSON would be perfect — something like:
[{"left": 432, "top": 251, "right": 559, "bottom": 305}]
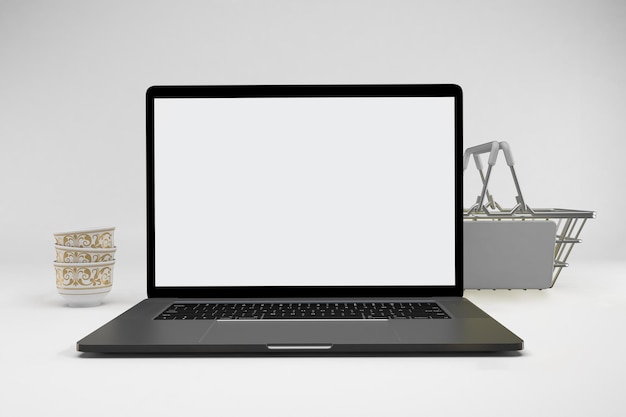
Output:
[{"left": 3, "top": 260, "right": 624, "bottom": 417}]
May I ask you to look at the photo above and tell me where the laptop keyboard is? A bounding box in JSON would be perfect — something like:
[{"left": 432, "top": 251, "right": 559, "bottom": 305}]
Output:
[{"left": 155, "top": 302, "right": 450, "bottom": 320}]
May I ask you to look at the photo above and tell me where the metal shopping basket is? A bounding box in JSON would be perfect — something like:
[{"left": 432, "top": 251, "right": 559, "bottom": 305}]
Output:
[{"left": 463, "top": 141, "right": 595, "bottom": 289}]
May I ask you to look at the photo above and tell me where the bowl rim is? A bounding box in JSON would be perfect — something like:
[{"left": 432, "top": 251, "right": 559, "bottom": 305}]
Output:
[
  {"left": 54, "top": 244, "right": 117, "bottom": 253},
  {"left": 53, "top": 260, "right": 116, "bottom": 267},
  {"left": 53, "top": 226, "right": 115, "bottom": 236}
]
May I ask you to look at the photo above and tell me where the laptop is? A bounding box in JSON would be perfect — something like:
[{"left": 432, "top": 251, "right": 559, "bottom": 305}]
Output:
[{"left": 77, "top": 84, "right": 523, "bottom": 354}]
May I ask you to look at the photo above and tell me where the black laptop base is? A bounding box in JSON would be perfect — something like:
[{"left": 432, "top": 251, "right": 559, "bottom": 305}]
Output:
[{"left": 77, "top": 298, "right": 523, "bottom": 354}]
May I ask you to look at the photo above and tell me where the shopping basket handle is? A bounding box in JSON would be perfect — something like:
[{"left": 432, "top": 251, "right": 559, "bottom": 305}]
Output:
[
  {"left": 462, "top": 141, "right": 500, "bottom": 171},
  {"left": 464, "top": 140, "right": 533, "bottom": 215},
  {"left": 498, "top": 141, "right": 515, "bottom": 166}
]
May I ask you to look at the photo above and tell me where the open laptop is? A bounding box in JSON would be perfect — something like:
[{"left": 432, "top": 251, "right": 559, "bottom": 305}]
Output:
[{"left": 77, "top": 84, "right": 523, "bottom": 354}]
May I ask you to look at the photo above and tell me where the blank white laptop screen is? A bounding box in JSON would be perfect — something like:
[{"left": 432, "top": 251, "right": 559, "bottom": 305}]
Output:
[{"left": 154, "top": 96, "right": 455, "bottom": 287}]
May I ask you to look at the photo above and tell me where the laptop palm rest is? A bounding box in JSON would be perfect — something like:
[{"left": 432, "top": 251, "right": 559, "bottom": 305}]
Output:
[{"left": 200, "top": 321, "right": 400, "bottom": 346}]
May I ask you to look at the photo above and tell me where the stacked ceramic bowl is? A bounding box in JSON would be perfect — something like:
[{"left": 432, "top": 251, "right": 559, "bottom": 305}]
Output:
[{"left": 53, "top": 227, "right": 116, "bottom": 307}]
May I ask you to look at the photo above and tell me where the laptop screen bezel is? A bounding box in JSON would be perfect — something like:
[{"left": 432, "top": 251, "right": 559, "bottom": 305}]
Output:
[{"left": 146, "top": 84, "right": 463, "bottom": 298}]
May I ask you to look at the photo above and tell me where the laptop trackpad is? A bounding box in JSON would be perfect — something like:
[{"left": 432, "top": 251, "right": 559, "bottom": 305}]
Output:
[{"left": 200, "top": 320, "right": 400, "bottom": 346}]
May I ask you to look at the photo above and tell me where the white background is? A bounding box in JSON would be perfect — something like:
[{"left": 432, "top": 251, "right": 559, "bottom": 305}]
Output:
[
  {"left": 154, "top": 97, "right": 454, "bottom": 286},
  {"left": 1, "top": 0, "right": 624, "bottom": 268},
  {"left": 2, "top": 1, "right": 625, "bottom": 416}
]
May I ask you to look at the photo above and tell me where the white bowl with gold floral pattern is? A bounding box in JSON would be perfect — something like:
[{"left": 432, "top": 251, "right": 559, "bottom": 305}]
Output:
[
  {"left": 54, "top": 245, "right": 116, "bottom": 263},
  {"left": 53, "top": 260, "right": 115, "bottom": 307},
  {"left": 53, "top": 227, "right": 115, "bottom": 249}
]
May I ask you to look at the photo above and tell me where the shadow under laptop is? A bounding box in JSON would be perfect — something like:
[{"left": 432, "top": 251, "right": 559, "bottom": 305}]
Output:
[{"left": 75, "top": 351, "right": 523, "bottom": 359}]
